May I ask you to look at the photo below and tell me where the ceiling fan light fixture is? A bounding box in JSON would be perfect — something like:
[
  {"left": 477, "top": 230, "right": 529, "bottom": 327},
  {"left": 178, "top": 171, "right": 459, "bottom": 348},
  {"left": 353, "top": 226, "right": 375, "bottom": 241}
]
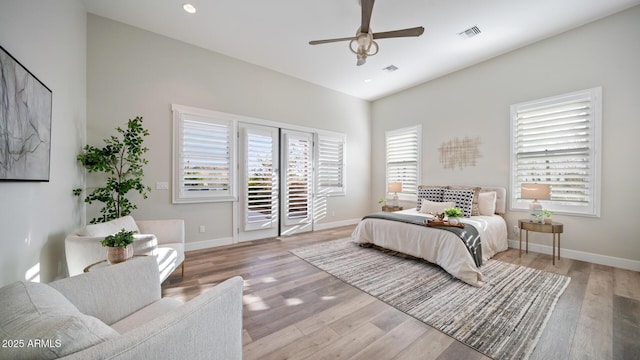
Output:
[{"left": 308, "top": 0, "right": 424, "bottom": 66}]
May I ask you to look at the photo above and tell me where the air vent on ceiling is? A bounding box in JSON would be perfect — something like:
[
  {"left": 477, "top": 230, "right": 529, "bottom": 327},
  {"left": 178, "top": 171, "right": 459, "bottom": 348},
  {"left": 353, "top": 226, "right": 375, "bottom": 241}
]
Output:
[
  {"left": 458, "top": 25, "right": 481, "bottom": 39},
  {"left": 382, "top": 65, "right": 399, "bottom": 72}
]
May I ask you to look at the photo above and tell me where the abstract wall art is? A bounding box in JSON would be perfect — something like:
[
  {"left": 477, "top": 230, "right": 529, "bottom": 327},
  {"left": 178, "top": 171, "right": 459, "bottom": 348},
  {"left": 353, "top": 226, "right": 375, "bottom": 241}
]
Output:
[
  {"left": 438, "top": 136, "right": 482, "bottom": 170},
  {"left": 0, "top": 45, "right": 52, "bottom": 181}
]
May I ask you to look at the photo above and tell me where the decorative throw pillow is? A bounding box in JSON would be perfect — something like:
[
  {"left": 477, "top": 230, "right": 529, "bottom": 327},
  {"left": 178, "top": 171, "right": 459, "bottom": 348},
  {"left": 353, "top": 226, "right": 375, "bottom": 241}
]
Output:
[
  {"left": 448, "top": 186, "right": 481, "bottom": 216},
  {"left": 443, "top": 189, "right": 475, "bottom": 217},
  {"left": 478, "top": 191, "right": 497, "bottom": 216},
  {"left": 418, "top": 200, "right": 456, "bottom": 214},
  {"left": 0, "top": 281, "right": 119, "bottom": 360},
  {"left": 417, "top": 186, "right": 446, "bottom": 211},
  {"left": 80, "top": 215, "right": 140, "bottom": 237}
]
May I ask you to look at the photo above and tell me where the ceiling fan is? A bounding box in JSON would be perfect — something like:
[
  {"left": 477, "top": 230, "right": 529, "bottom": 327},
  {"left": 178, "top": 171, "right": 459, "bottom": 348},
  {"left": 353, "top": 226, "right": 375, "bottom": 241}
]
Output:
[{"left": 309, "top": 0, "right": 424, "bottom": 66}]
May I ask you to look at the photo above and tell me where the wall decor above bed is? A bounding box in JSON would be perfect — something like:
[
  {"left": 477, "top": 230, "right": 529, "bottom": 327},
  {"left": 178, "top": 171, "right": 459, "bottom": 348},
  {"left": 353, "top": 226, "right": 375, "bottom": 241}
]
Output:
[
  {"left": 438, "top": 136, "right": 481, "bottom": 170},
  {"left": 0, "top": 45, "right": 52, "bottom": 182}
]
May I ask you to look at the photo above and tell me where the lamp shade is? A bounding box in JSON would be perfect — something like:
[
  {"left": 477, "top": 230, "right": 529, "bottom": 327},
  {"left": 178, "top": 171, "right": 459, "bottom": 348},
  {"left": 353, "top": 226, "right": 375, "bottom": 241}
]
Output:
[
  {"left": 521, "top": 183, "right": 551, "bottom": 200},
  {"left": 388, "top": 182, "right": 402, "bottom": 193}
]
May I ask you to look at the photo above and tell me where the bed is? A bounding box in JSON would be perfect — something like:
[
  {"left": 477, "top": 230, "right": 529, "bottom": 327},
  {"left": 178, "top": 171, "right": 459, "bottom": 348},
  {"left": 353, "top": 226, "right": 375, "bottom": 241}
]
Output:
[{"left": 352, "top": 185, "right": 509, "bottom": 287}]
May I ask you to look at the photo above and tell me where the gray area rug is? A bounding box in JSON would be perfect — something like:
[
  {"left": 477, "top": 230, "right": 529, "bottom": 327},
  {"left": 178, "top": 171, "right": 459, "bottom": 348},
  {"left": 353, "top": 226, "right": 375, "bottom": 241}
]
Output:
[{"left": 290, "top": 238, "right": 571, "bottom": 360}]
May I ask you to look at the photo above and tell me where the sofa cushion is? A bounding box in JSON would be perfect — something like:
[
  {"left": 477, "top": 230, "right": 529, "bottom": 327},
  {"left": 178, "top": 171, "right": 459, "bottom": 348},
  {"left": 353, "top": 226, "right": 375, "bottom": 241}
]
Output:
[
  {"left": 80, "top": 215, "right": 140, "bottom": 237},
  {"left": 0, "top": 281, "right": 118, "bottom": 359},
  {"left": 110, "top": 297, "right": 183, "bottom": 333}
]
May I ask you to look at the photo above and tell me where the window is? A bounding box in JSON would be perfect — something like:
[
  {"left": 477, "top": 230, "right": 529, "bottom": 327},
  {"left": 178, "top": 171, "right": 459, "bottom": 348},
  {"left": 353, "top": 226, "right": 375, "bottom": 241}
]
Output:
[
  {"left": 172, "top": 104, "right": 236, "bottom": 203},
  {"left": 316, "top": 132, "right": 346, "bottom": 196},
  {"left": 385, "top": 125, "right": 421, "bottom": 199},
  {"left": 510, "top": 87, "right": 602, "bottom": 217},
  {"left": 283, "top": 130, "right": 313, "bottom": 225}
]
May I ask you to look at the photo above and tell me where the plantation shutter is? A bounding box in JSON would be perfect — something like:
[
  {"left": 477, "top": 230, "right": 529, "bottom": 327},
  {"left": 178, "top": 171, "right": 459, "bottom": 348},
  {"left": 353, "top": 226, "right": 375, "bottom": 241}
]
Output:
[
  {"left": 244, "top": 128, "right": 276, "bottom": 229},
  {"left": 511, "top": 87, "right": 601, "bottom": 216},
  {"left": 172, "top": 104, "right": 235, "bottom": 203},
  {"left": 386, "top": 126, "right": 420, "bottom": 197},
  {"left": 316, "top": 133, "right": 345, "bottom": 196},
  {"left": 283, "top": 132, "right": 312, "bottom": 225}
]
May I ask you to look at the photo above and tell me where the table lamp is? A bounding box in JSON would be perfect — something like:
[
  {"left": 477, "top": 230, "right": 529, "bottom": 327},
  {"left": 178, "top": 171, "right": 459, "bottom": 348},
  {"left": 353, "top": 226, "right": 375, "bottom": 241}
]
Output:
[
  {"left": 521, "top": 183, "right": 551, "bottom": 217},
  {"left": 388, "top": 182, "right": 402, "bottom": 207}
]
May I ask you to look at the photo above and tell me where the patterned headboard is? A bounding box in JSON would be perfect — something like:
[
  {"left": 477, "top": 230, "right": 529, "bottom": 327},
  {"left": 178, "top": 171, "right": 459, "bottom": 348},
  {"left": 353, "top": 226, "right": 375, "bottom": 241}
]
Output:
[{"left": 417, "top": 185, "right": 507, "bottom": 215}]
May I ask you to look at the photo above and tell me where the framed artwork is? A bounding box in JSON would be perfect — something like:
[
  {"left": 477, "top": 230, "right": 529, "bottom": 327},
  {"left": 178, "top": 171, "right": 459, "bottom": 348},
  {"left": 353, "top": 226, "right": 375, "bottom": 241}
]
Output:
[{"left": 0, "top": 45, "right": 52, "bottom": 182}]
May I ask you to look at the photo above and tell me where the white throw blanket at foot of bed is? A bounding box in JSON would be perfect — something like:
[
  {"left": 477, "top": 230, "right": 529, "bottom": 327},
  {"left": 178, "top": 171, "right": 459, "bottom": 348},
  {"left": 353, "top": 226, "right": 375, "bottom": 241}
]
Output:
[{"left": 351, "top": 209, "right": 508, "bottom": 287}]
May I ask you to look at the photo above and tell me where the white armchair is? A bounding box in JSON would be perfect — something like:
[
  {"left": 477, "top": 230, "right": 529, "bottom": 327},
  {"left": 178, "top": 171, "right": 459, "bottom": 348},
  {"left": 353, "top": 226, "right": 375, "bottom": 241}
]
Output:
[{"left": 65, "top": 216, "right": 185, "bottom": 282}]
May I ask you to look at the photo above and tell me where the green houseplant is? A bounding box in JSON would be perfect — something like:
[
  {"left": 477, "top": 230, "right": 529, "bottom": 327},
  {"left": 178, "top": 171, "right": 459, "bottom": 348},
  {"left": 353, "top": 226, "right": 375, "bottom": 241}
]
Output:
[
  {"left": 101, "top": 228, "right": 137, "bottom": 264},
  {"left": 444, "top": 207, "right": 463, "bottom": 225},
  {"left": 74, "top": 116, "right": 151, "bottom": 224}
]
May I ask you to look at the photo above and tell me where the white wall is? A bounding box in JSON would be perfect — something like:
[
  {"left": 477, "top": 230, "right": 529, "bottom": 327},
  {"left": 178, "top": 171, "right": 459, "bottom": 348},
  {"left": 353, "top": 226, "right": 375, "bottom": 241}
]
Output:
[
  {"left": 0, "top": 0, "right": 86, "bottom": 286},
  {"left": 87, "top": 15, "right": 371, "bottom": 246},
  {"left": 372, "top": 6, "right": 640, "bottom": 267}
]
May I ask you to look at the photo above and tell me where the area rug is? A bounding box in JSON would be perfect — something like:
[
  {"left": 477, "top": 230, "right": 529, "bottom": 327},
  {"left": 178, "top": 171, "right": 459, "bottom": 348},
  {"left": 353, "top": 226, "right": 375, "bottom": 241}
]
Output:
[{"left": 290, "top": 238, "right": 570, "bottom": 360}]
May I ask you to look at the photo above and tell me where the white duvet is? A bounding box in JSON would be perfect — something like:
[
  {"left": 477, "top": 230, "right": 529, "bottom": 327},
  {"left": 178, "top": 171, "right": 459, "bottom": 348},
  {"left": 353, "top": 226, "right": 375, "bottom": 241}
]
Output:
[{"left": 351, "top": 208, "right": 508, "bottom": 287}]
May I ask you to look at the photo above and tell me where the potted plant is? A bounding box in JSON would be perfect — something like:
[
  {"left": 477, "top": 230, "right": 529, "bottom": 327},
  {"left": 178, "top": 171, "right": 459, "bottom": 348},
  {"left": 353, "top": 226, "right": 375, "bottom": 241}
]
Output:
[
  {"left": 541, "top": 209, "right": 553, "bottom": 224},
  {"left": 73, "top": 116, "right": 151, "bottom": 224},
  {"left": 378, "top": 198, "right": 387, "bottom": 209},
  {"left": 444, "top": 207, "right": 463, "bottom": 225},
  {"left": 101, "top": 228, "right": 137, "bottom": 264}
]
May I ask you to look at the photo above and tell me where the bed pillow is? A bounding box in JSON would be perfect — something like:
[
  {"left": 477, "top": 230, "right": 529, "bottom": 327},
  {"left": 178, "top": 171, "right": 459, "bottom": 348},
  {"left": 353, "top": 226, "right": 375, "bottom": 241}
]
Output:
[
  {"left": 0, "top": 281, "right": 119, "bottom": 359},
  {"left": 443, "top": 189, "right": 475, "bottom": 217},
  {"left": 478, "top": 191, "right": 497, "bottom": 216},
  {"left": 417, "top": 186, "right": 446, "bottom": 211},
  {"left": 448, "top": 186, "right": 481, "bottom": 216},
  {"left": 418, "top": 200, "right": 457, "bottom": 214}
]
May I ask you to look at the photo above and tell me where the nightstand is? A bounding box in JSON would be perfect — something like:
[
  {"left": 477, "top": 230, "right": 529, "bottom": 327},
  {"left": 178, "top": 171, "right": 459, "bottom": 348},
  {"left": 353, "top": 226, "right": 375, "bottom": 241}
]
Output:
[
  {"left": 518, "top": 219, "right": 564, "bottom": 265},
  {"left": 382, "top": 205, "right": 403, "bottom": 212}
]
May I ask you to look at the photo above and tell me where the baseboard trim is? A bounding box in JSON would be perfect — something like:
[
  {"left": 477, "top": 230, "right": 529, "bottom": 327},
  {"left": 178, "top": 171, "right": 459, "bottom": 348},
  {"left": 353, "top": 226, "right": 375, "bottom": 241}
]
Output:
[
  {"left": 185, "top": 237, "right": 234, "bottom": 252},
  {"left": 185, "top": 219, "right": 361, "bottom": 252},
  {"left": 507, "top": 239, "right": 640, "bottom": 272}
]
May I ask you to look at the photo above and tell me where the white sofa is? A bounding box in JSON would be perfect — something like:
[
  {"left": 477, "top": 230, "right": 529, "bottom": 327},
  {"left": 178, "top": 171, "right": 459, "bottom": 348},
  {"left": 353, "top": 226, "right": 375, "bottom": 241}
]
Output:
[
  {"left": 0, "top": 256, "right": 243, "bottom": 360},
  {"left": 65, "top": 216, "right": 185, "bottom": 282}
]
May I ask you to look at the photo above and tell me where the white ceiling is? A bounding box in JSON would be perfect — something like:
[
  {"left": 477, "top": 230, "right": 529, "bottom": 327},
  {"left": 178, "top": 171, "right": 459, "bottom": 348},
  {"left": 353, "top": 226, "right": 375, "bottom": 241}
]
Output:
[{"left": 81, "top": 0, "right": 640, "bottom": 101}]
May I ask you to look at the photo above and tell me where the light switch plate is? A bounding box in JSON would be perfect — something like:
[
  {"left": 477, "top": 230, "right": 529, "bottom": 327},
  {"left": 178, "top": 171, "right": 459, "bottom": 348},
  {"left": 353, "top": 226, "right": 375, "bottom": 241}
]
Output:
[{"left": 156, "top": 181, "right": 169, "bottom": 190}]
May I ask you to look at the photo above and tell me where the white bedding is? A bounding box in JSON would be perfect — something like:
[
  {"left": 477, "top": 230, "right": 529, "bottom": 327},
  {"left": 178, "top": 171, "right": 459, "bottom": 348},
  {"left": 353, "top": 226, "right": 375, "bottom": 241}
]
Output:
[{"left": 351, "top": 208, "right": 508, "bottom": 287}]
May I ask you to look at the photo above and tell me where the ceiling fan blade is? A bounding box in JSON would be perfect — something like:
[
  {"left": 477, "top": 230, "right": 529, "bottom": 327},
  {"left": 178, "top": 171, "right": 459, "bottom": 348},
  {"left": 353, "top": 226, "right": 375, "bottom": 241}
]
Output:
[
  {"left": 373, "top": 26, "right": 425, "bottom": 40},
  {"left": 309, "top": 36, "right": 356, "bottom": 45},
  {"left": 360, "top": 0, "right": 375, "bottom": 34}
]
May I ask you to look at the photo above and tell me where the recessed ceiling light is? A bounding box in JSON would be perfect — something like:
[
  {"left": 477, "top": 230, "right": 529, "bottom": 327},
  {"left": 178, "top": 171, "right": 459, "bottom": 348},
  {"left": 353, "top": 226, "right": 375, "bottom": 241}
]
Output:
[
  {"left": 182, "top": 3, "right": 197, "bottom": 14},
  {"left": 364, "top": 79, "right": 373, "bottom": 83}
]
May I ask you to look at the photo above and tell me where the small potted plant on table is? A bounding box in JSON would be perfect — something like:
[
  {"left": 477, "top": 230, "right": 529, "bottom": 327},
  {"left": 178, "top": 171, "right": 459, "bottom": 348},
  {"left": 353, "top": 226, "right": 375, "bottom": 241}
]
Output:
[
  {"left": 444, "top": 207, "right": 463, "bottom": 226},
  {"left": 101, "top": 228, "right": 137, "bottom": 264}
]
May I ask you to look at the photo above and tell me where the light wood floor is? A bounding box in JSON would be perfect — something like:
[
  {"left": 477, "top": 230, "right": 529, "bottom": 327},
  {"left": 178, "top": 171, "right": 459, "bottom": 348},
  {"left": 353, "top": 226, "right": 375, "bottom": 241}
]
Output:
[{"left": 162, "top": 225, "right": 640, "bottom": 360}]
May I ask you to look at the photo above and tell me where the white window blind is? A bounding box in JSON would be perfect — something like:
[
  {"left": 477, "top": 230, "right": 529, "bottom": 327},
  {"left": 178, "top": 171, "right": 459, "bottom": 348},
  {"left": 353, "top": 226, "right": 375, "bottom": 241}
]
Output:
[
  {"left": 283, "top": 132, "right": 312, "bottom": 224},
  {"left": 172, "top": 105, "right": 235, "bottom": 203},
  {"left": 316, "top": 133, "right": 346, "bottom": 196},
  {"left": 510, "top": 87, "right": 601, "bottom": 216},
  {"left": 245, "top": 130, "right": 276, "bottom": 227},
  {"left": 386, "top": 125, "right": 421, "bottom": 198}
]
